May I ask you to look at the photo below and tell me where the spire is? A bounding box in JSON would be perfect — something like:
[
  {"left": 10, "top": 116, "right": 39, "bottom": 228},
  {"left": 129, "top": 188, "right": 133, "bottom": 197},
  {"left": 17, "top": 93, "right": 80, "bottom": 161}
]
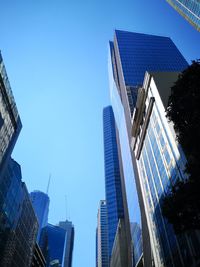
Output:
[{"left": 46, "top": 174, "right": 51, "bottom": 195}]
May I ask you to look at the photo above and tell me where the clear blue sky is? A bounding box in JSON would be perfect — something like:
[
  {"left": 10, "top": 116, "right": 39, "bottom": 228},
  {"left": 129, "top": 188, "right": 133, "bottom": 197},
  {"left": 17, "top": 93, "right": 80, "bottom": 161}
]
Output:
[{"left": 0, "top": 1, "right": 199, "bottom": 266}]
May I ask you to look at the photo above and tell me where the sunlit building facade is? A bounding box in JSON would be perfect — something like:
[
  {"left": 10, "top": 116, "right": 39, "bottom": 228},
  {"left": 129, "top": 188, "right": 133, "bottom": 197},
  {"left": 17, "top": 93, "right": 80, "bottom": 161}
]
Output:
[
  {"left": 108, "top": 30, "right": 188, "bottom": 266},
  {"left": 166, "top": 0, "right": 200, "bottom": 31},
  {"left": 132, "top": 71, "right": 200, "bottom": 267},
  {"left": 0, "top": 52, "right": 22, "bottom": 178},
  {"left": 103, "top": 106, "right": 125, "bottom": 259}
]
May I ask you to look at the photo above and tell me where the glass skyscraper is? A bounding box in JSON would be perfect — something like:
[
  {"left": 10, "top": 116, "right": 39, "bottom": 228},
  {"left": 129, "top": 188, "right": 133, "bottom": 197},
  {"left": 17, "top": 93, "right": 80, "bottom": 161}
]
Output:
[
  {"left": 30, "top": 190, "right": 50, "bottom": 241},
  {"left": 39, "top": 220, "right": 74, "bottom": 267},
  {"left": 0, "top": 158, "right": 38, "bottom": 267},
  {"left": 166, "top": 0, "right": 200, "bottom": 31},
  {"left": 108, "top": 30, "right": 188, "bottom": 267},
  {"left": 0, "top": 52, "right": 38, "bottom": 267},
  {"left": 96, "top": 200, "right": 109, "bottom": 267},
  {"left": 103, "top": 106, "right": 125, "bottom": 259},
  {"left": 59, "top": 220, "right": 74, "bottom": 267}
]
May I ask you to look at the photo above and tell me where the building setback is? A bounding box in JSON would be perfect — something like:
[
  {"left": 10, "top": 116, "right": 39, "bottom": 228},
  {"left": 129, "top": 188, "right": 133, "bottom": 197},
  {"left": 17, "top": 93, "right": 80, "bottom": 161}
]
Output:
[
  {"left": 108, "top": 30, "right": 188, "bottom": 267},
  {"left": 0, "top": 52, "right": 22, "bottom": 179},
  {"left": 166, "top": 0, "right": 200, "bottom": 31}
]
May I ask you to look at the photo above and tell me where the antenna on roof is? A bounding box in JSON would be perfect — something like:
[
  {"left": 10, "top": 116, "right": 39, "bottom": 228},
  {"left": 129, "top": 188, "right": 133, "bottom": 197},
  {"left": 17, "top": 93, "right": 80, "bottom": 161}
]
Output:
[
  {"left": 65, "top": 195, "right": 68, "bottom": 220},
  {"left": 46, "top": 174, "right": 51, "bottom": 195}
]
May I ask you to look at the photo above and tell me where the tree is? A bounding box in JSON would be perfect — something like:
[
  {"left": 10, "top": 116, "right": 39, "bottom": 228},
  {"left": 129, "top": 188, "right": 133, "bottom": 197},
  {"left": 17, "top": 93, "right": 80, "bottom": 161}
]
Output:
[{"left": 162, "top": 60, "right": 200, "bottom": 234}]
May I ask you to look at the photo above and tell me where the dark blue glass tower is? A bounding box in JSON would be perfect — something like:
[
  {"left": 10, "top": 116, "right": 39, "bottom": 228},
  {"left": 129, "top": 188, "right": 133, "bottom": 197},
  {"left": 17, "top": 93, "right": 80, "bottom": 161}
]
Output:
[
  {"left": 40, "top": 220, "right": 74, "bottom": 267},
  {"left": 0, "top": 158, "right": 38, "bottom": 267},
  {"left": 40, "top": 224, "right": 66, "bottom": 266},
  {"left": 30, "top": 190, "right": 50, "bottom": 242},
  {"left": 103, "top": 106, "right": 124, "bottom": 259},
  {"left": 110, "top": 30, "right": 188, "bottom": 116}
]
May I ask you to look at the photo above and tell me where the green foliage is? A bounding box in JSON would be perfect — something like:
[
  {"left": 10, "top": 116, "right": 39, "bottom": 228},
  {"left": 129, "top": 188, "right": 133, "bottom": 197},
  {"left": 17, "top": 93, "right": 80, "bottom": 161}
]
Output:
[{"left": 162, "top": 60, "right": 200, "bottom": 234}]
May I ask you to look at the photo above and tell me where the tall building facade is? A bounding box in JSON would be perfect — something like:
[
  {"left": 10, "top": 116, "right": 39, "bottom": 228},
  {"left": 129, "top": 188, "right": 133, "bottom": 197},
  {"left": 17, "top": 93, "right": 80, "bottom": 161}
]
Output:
[
  {"left": 0, "top": 52, "right": 22, "bottom": 178},
  {"left": 97, "top": 200, "right": 109, "bottom": 267},
  {"left": 39, "top": 220, "right": 74, "bottom": 267},
  {"left": 0, "top": 158, "right": 38, "bottom": 267},
  {"left": 103, "top": 106, "right": 125, "bottom": 259},
  {"left": 30, "top": 190, "right": 50, "bottom": 241},
  {"left": 166, "top": 0, "right": 200, "bottom": 31},
  {"left": 59, "top": 220, "right": 74, "bottom": 267},
  {"left": 0, "top": 52, "right": 39, "bottom": 267},
  {"left": 132, "top": 71, "right": 200, "bottom": 267},
  {"left": 108, "top": 30, "right": 188, "bottom": 267}
]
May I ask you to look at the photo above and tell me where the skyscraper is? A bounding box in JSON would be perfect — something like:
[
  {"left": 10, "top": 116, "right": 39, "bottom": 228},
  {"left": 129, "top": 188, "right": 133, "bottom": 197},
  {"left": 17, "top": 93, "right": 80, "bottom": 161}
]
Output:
[
  {"left": 108, "top": 30, "right": 188, "bottom": 266},
  {"left": 39, "top": 220, "right": 74, "bottom": 267},
  {"left": 0, "top": 52, "right": 22, "bottom": 178},
  {"left": 0, "top": 52, "right": 38, "bottom": 267},
  {"left": 0, "top": 158, "right": 38, "bottom": 267},
  {"left": 96, "top": 200, "right": 109, "bottom": 267},
  {"left": 166, "top": 0, "right": 200, "bottom": 31},
  {"left": 30, "top": 190, "right": 50, "bottom": 241},
  {"left": 59, "top": 220, "right": 74, "bottom": 267},
  {"left": 103, "top": 106, "right": 125, "bottom": 258},
  {"left": 132, "top": 71, "right": 200, "bottom": 266}
]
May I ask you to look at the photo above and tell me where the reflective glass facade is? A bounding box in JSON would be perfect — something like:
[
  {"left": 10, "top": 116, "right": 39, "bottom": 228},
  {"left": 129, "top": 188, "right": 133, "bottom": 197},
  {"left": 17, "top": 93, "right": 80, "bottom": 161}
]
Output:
[
  {"left": 134, "top": 72, "right": 200, "bottom": 267},
  {"left": 97, "top": 200, "right": 109, "bottom": 267},
  {"left": 30, "top": 190, "right": 50, "bottom": 241},
  {"left": 0, "top": 158, "right": 38, "bottom": 267},
  {"left": 166, "top": 0, "right": 200, "bottom": 31},
  {"left": 108, "top": 30, "right": 188, "bottom": 267},
  {"left": 40, "top": 224, "right": 67, "bottom": 267},
  {"left": 103, "top": 106, "right": 124, "bottom": 258},
  {"left": 59, "top": 220, "right": 74, "bottom": 267}
]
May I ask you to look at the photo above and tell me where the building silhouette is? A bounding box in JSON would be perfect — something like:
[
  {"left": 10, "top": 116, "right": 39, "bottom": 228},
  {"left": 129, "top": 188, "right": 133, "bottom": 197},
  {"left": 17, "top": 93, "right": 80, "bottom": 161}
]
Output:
[
  {"left": 96, "top": 200, "right": 109, "bottom": 267},
  {"left": 108, "top": 30, "right": 188, "bottom": 266},
  {"left": 166, "top": 0, "right": 200, "bottom": 31}
]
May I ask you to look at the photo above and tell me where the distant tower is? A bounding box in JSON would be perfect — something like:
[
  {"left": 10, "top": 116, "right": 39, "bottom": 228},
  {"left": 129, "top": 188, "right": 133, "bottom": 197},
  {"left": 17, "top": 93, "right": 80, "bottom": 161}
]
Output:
[
  {"left": 39, "top": 220, "right": 74, "bottom": 267},
  {"left": 30, "top": 190, "right": 50, "bottom": 241},
  {"left": 59, "top": 220, "right": 74, "bottom": 267},
  {"left": 96, "top": 200, "right": 109, "bottom": 267},
  {"left": 103, "top": 106, "right": 125, "bottom": 259},
  {"left": 166, "top": 0, "right": 200, "bottom": 31}
]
